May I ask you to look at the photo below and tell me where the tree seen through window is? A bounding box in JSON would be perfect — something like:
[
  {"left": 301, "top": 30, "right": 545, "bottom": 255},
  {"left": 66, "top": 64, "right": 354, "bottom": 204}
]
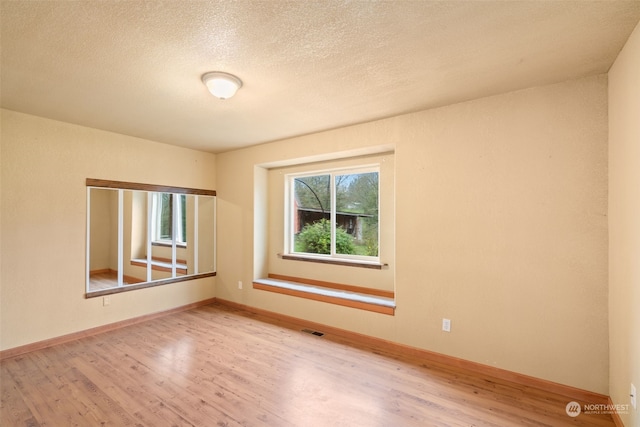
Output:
[{"left": 292, "top": 169, "right": 378, "bottom": 258}]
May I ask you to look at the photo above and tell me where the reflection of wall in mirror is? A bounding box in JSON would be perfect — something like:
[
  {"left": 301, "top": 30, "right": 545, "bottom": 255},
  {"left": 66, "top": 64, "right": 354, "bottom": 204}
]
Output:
[
  {"left": 125, "top": 191, "right": 191, "bottom": 281},
  {"left": 130, "top": 191, "right": 146, "bottom": 265},
  {"left": 123, "top": 190, "right": 146, "bottom": 282},
  {"left": 89, "top": 189, "right": 117, "bottom": 274}
]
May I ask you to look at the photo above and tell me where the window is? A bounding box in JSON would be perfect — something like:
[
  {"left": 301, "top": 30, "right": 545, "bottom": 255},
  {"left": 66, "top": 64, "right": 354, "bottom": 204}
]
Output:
[
  {"left": 152, "top": 193, "right": 186, "bottom": 245},
  {"left": 287, "top": 166, "right": 379, "bottom": 261}
]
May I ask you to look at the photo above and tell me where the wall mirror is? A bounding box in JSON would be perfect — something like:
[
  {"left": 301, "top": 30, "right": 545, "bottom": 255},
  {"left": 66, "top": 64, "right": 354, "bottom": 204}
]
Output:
[{"left": 86, "top": 179, "right": 216, "bottom": 297}]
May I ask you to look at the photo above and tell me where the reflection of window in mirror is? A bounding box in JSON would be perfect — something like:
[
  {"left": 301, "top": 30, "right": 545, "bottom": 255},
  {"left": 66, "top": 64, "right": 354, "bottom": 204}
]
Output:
[
  {"left": 85, "top": 179, "right": 216, "bottom": 298},
  {"left": 152, "top": 193, "right": 187, "bottom": 247}
]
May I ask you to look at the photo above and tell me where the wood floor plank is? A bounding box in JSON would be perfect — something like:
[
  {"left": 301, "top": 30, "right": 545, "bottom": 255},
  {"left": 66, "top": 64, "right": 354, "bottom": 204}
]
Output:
[
  {"left": 1, "top": 302, "right": 616, "bottom": 427},
  {"left": 57, "top": 342, "right": 193, "bottom": 426},
  {"left": 84, "top": 318, "right": 291, "bottom": 426},
  {"left": 0, "top": 372, "right": 39, "bottom": 427}
]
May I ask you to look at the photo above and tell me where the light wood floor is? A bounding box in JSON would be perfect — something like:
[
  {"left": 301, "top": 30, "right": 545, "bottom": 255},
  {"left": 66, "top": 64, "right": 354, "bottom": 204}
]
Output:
[{"left": 1, "top": 303, "right": 615, "bottom": 426}]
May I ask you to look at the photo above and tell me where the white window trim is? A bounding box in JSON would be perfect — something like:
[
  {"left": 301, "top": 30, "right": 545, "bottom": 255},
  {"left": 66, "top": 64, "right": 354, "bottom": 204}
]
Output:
[
  {"left": 151, "top": 193, "right": 187, "bottom": 246},
  {"left": 285, "top": 164, "right": 380, "bottom": 264}
]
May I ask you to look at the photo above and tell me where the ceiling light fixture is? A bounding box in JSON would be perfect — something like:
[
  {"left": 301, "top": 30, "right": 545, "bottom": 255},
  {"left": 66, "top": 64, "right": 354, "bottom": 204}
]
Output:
[{"left": 202, "top": 71, "right": 243, "bottom": 100}]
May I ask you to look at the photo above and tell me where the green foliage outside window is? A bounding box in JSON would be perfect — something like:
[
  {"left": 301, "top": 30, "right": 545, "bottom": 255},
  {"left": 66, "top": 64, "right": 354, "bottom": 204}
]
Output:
[
  {"left": 296, "top": 219, "right": 355, "bottom": 255},
  {"left": 293, "top": 170, "right": 378, "bottom": 258}
]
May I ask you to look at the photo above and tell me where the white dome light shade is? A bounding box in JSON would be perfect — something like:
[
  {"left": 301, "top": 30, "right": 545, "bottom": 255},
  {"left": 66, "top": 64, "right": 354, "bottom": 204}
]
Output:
[{"left": 202, "top": 72, "right": 243, "bottom": 99}]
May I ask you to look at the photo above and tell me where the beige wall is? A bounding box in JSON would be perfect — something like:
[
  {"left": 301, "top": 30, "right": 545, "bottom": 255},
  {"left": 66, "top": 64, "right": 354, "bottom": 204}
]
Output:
[
  {"left": 216, "top": 74, "right": 609, "bottom": 394},
  {"left": 0, "top": 109, "right": 217, "bottom": 351},
  {"left": 609, "top": 21, "right": 640, "bottom": 427}
]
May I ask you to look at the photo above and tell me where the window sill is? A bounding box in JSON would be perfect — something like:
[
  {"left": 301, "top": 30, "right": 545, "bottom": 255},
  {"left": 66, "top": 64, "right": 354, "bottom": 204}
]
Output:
[
  {"left": 279, "top": 253, "right": 387, "bottom": 270},
  {"left": 253, "top": 274, "right": 395, "bottom": 315},
  {"left": 131, "top": 257, "right": 188, "bottom": 275},
  {"left": 152, "top": 241, "right": 187, "bottom": 249}
]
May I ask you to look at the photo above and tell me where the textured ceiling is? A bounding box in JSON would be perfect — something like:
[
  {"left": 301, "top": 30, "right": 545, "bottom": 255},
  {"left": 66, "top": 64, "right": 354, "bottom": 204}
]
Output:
[{"left": 2, "top": 1, "right": 640, "bottom": 153}]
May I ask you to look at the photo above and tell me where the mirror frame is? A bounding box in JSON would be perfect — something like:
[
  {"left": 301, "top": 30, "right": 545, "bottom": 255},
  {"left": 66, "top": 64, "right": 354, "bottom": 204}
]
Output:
[{"left": 85, "top": 178, "right": 216, "bottom": 298}]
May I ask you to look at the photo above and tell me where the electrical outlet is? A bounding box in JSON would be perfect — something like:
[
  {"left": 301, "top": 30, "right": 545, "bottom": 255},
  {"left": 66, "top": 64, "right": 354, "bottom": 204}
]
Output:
[
  {"left": 631, "top": 383, "right": 637, "bottom": 410},
  {"left": 442, "top": 318, "right": 451, "bottom": 332},
  {"left": 103, "top": 296, "right": 111, "bottom": 306},
  {"left": 238, "top": 281, "right": 243, "bottom": 290}
]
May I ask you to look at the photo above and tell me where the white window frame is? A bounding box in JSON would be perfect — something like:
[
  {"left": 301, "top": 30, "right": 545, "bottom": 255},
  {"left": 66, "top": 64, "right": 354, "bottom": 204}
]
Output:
[
  {"left": 151, "top": 192, "right": 186, "bottom": 246},
  {"left": 285, "top": 164, "right": 380, "bottom": 263}
]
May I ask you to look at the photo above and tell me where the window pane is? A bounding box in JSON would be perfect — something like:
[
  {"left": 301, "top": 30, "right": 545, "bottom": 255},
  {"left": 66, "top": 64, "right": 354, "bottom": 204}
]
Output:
[
  {"left": 160, "top": 193, "right": 172, "bottom": 240},
  {"left": 178, "top": 194, "right": 187, "bottom": 244},
  {"left": 293, "top": 175, "right": 331, "bottom": 254},
  {"left": 155, "top": 193, "right": 187, "bottom": 244},
  {"left": 335, "top": 172, "right": 379, "bottom": 257}
]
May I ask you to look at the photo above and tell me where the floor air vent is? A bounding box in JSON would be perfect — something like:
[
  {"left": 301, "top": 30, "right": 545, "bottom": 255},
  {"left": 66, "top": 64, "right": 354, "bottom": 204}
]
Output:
[{"left": 302, "top": 328, "right": 324, "bottom": 337}]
